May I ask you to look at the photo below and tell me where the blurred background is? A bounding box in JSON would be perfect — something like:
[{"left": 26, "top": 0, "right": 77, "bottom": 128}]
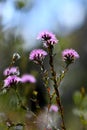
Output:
[{"left": 0, "top": 0, "right": 87, "bottom": 129}]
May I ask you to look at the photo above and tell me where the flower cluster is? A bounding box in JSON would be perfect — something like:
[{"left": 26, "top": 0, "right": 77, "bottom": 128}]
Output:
[
  {"left": 29, "top": 49, "right": 47, "bottom": 63},
  {"left": 3, "top": 67, "right": 36, "bottom": 88},
  {"left": 30, "top": 32, "right": 79, "bottom": 67},
  {"left": 62, "top": 49, "right": 79, "bottom": 65},
  {"left": 49, "top": 105, "right": 58, "bottom": 112},
  {"left": 3, "top": 67, "right": 20, "bottom": 76},
  {"left": 21, "top": 74, "right": 36, "bottom": 83},
  {"left": 37, "top": 31, "right": 58, "bottom": 47},
  {"left": 4, "top": 75, "right": 21, "bottom": 88}
]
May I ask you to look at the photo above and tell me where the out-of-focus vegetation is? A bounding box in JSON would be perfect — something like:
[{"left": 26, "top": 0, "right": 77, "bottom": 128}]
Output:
[{"left": 0, "top": 0, "right": 87, "bottom": 130}]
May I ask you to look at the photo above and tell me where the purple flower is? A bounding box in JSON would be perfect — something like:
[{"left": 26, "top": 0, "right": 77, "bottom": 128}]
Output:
[
  {"left": 49, "top": 105, "right": 58, "bottom": 112},
  {"left": 21, "top": 74, "right": 36, "bottom": 83},
  {"left": 62, "top": 49, "right": 79, "bottom": 65},
  {"left": 3, "top": 67, "right": 20, "bottom": 76},
  {"left": 37, "top": 31, "right": 58, "bottom": 47},
  {"left": 4, "top": 75, "right": 21, "bottom": 88},
  {"left": 29, "top": 49, "right": 47, "bottom": 63}
]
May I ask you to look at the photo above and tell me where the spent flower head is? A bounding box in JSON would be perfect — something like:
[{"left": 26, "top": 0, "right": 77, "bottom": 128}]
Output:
[
  {"left": 62, "top": 49, "right": 79, "bottom": 65},
  {"left": 37, "top": 31, "right": 58, "bottom": 47},
  {"left": 3, "top": 67, "right": 20, "bottom": 76},
  {"left": 21, "top": 74, "right": 36, "bottom": 83},
  {"left": 29, "top": 49, "right": 47, "bottom": 63},
  {"left": 4, "top": 75, "right": 21, "bottom": 88}
]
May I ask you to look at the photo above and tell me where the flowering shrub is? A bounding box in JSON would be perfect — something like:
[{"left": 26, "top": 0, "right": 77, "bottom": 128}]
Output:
[{"left": 0, "top": 31, "right": 80, "bottom": 130}]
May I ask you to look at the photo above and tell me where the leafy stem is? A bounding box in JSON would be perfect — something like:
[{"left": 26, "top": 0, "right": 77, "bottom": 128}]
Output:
[
  {"left": 39, "top": 61, "right": 52, "bottom": 110},
  {"left": 51, "top": 67, "right": 68, "bottom": 101},
  {"left": 48, "top": 45, "right": 66, "bottom": 130}
]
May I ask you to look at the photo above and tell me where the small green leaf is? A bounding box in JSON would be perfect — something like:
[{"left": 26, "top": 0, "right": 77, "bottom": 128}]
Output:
[
  {"left": 80, "top": 115, "right": 87, "bottom": 125},
  {"left": 73, "top": 91, "right": 83, "bottom": 106},
  {"left": 81, "top": 95, "right": 87, "bottom": 109},
  {"left": 15, "top": 1, "right": 25, "bottom": 9}
]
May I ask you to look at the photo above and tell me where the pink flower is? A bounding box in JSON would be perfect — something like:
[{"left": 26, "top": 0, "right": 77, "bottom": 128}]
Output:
[
  {"left": 4, "top": 75, "right": 21, "bottom": 88},
  {"left": 29, "top": 49, "right": 47, "bottom": 63},
  {"left": 3, "top": 67, "right": 20, "bottom": 76},
  {"left": 49, "top": 105, "right": 58, "bottom": 112},
  {"left": 62, "top": 49, "right": 79, "bottom": 65},
  {"left": 21, "top": 74, "right": 36, "bottom": 83},
  {"left": 37, "top": 31, "right": 58, "bottom": 47}
]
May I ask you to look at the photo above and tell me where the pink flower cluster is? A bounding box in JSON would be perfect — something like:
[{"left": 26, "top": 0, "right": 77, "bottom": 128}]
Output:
[
  {"left": 49, "top": 105, "right": 58, "bottom": 112},
  {"left": 29, "top": 49, "right": 47, "bottom": 63},
  {"left": 4, "top": 75, "right": 21, "bottom": 88},
  {"left": 62, "top": 49, "right": 79, "bottom": 65},
  {"left": 3, "top": 67, "right": 20, "bottom": 76},
  {"left": 21, "top": 74, "right": 36, "bottom": 83},
  {"left": 3, "top": 67, "right": 36, "bottom": 88},
  {"left": 29, "top": 31, "right": 59, "bottom": 63},
  {"left": 37, "top": 31, "right": 58, "bottom": 47}
]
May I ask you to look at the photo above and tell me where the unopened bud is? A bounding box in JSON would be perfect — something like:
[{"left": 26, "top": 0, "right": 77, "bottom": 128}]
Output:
[{"left": 13, "top": 53, "right": 20, "bottom": 61}]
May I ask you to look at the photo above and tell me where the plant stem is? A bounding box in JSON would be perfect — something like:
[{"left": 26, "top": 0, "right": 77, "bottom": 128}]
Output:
[
  {"left": 40, "top": 61, "right": 52, "bottom": 108},
  {"left": 51, "top": 67, "right": 68, "bottom": 101},
  {"left": 48, "top": 45, "right": 66, "bottom": 130}
]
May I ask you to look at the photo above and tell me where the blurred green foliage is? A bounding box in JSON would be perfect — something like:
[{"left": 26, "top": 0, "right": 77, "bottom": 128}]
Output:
[{"left": 73, "top": 87, "right": 87, "bottom": 129}]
